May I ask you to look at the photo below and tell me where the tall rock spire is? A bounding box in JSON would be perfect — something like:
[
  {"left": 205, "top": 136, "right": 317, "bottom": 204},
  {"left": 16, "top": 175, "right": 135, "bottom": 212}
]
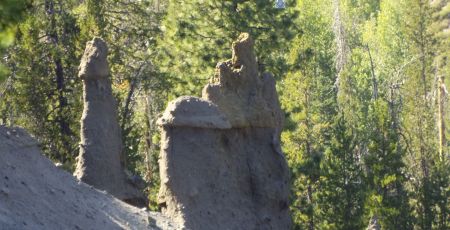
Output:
[{"left": 74, "top": 37, "right": 146, "bottom": 207}]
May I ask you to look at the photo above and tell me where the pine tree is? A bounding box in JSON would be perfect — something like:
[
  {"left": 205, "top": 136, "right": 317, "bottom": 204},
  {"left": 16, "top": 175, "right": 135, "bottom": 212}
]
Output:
[
  {"left": 320, "top": 115, "right": 367, "bottom": 230},
  {"left": 0, "top": 0, "right": 30, "bottom": 48},
  {"left": 364, "top": 100, "right": 412, "bottom": 229},
  {"left": 1, "top": 0, "right": 82, "bottom": 167},
  {"left": 280, "top": 0, "right": 336, "bottom": 228},
  {"left": 372, "top": 0, "right": 450, "bottom": 228},
  {"left": 0, "top": 0, "right": 30, "bottom": 80},
  {"left": 324, "top": 0, "right": 380, "bottom": 228},
  {"left": 158, "top": 0, "right": 299, "bottom": 96},
  {"left": 355, "top": 0, "right": 415, "bottom": 228},
  {"left": 430, "top": 0, "right": 450, "bottom": 228}
]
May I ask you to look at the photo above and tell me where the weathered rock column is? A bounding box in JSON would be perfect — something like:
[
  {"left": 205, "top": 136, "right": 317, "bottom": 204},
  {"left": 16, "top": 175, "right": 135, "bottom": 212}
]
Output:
[
  {"left": 158, "top": 33, "right": 291, "bottom": 229},
  {"left": 74, "top": 37, "right": 146, "bottom": 207}
]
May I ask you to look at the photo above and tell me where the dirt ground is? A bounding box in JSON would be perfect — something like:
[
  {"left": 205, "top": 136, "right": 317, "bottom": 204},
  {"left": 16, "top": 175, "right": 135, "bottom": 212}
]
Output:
[{"left": 0, "top": 126, "right": 178, "bottom": 230}]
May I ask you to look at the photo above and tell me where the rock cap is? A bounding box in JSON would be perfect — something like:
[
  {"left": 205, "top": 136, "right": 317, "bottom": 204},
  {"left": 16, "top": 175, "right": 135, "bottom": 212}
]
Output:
[
  {"left": 158, "top": 96, "right": 231, "bottom": 129},
  {"left": 78, "top": 37, "right": 109, "bottom": 80}
]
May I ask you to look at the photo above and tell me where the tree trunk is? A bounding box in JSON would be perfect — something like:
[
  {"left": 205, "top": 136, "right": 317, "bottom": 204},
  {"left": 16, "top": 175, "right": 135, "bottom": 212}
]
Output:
[
  {"left": 438, "top": 76, "right": 447, "bottom": 160},
  {"left": 332, "top": 0, "right": 348, "bottom": 91},
  {"left": 144, "top": 95, "right": 155, "bottom": 182},
  {"left": 45, "top": 0, "right": 72, "bottom": 162},
  {"left": 366, "top": 45, "right": 378, "bottom": 100},
  {"left": 307, "top": 184, "right": 315, "bottom": 230}
]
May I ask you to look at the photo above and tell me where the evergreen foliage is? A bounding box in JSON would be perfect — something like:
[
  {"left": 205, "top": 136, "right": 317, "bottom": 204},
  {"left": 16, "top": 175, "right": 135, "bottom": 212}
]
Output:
[
  {"left": 1, "top": 0, "right": 82, "bottom": 167},
  {"left": 0, "top": 0, "right": 30, "bottom": 80},
  {"left": 158, "top": 0, "right": 299, "bottom": 96}
]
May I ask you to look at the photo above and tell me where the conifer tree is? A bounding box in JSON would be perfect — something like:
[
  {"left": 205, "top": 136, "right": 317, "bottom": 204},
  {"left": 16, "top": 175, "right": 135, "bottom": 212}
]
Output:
[
  {"left": 280, "top": 0, "right": 336, "bottom": 228},
  {"left": 1, "top": 0, "right": 82, "bottom": 166},
  {"left": 320, "top": 115, "right": 367, "bottom": 229},
  {"left": 399, "top": 1, "right": 441, "bottom": 228},
  {"left": 364, "top": 100, "right": 413, "bottom": 229},
  {"left": 0, "top": 0, "right": 30, "bottom": 80},
  {"left": 158, "top": 0, "right": 298, "bottom": 96},
  {"left": 357, "top": 1, "right": 414, "bottom": 228}
]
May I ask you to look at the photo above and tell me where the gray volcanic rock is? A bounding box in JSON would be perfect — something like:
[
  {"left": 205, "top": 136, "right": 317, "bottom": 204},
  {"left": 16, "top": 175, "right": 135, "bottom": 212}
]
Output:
[
  {"left": 158, "top": 33, "right": 291, "bottom": 230},
  {"left": 74, "top": 37, "right": 146, "bottom": 207},
  {"left": 0, "top": 126, "right": 177, "bottom": 230}
]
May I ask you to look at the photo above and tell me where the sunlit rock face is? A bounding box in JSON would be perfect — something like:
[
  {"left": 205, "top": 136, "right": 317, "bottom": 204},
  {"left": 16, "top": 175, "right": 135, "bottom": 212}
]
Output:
[
  {"left": 158, "top": 33, "right": 291, "bottom": 230},
  {"left": 74, "top": 37, "right": 146, "bottom": 207}
]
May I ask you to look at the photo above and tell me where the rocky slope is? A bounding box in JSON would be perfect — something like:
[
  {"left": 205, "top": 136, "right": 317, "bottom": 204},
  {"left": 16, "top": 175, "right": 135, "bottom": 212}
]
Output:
[{"left": 0, "top": 126, "right": 177, "bottom": 230}]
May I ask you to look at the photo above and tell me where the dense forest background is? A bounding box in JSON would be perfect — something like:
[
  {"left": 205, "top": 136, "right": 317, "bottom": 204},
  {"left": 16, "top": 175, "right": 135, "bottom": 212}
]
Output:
[{"left": 0, "top": 0, "right": 449, "bottom": 229}]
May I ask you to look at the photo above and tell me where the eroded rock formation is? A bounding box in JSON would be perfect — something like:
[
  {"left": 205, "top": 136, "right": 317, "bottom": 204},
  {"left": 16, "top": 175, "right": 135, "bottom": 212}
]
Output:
[
  {"left": 74, "top": 37, "right": 146, "bottom": 207},
  {"left": 158, "top": 33, "right": 291, "bottom": 229}
]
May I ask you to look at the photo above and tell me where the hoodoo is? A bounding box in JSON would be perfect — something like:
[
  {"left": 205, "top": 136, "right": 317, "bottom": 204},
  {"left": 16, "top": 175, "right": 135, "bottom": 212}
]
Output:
[
  {"left": 158, "top": 33, "right": 291, "bottom": 229},
  {"left": 74, "top": 38, "right": 146, "bottom": 207}
]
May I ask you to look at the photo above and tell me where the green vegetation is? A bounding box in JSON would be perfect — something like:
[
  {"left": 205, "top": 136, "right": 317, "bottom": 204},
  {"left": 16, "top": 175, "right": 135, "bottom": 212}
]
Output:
[
  {"left": 0, "top": 0, "right": 30, "bottom": 80},
  {"left": 0, "top": 0, "right": 449, "bottom": 228},
  {"left": 158, "top": 0, "right": 298, "bottom": 96}
]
